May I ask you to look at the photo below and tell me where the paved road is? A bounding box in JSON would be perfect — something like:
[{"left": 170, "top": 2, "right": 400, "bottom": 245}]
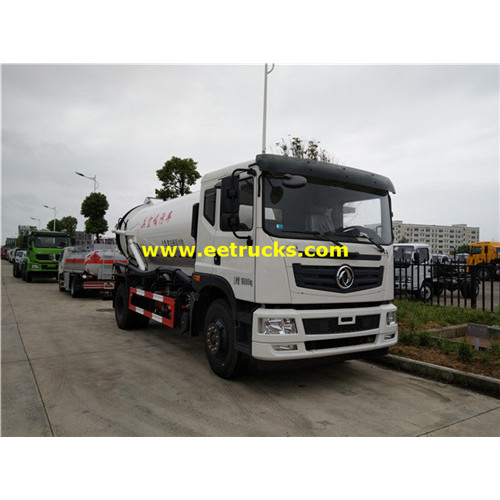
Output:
[{"left": 2, "top": 260, "right": 499, "bottom": 436}]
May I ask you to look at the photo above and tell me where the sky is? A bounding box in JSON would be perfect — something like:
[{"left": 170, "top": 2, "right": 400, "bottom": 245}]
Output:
[{"left": 2, "top": 64, "right": 498, "bottom": 246}]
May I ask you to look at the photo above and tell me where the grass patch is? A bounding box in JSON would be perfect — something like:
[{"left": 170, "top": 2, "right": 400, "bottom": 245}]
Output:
[
  {"left": 394, "top": 300, "right": 500, "bottom": 336},
  {"left": 391, "top": 300, "right": 500, "bottom": 378}
]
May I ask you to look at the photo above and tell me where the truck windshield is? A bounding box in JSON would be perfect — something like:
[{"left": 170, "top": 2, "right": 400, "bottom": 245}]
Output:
[
  {"left": 394, "top": 246, "right": 414, "bottom": 263},
  {"left": 31, "top": 235, "right": 69, "bottom": 249},
  {"left": 263, "top": 173, "right": 392, "bottom": 245}
]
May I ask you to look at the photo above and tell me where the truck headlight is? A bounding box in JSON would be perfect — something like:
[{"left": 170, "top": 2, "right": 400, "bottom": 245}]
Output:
[
  {"left": 386, "top": 311, "right": 397, "bottom": 326},
  {"left": 261, "top": 318, "right": 298, "bottom": 335},
  {"left": 31, "top": 264, "right": 39, "bottom": 270}
]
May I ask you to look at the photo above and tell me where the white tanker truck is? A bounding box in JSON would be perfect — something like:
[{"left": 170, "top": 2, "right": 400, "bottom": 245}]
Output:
[
  {"left": 58, "top": 245, "right": 127, "bottom": 297},
  {"left": 114, "top": 154, "right": 398, "bottom": 378}
]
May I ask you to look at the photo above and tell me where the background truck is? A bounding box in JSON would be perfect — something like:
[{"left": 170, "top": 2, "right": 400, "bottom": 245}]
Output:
[
  {"left": 467, "top": 241, "right": 500, "bottom": 280},
  {"left": 12, "top": 248, "right": 27, "bottom": 278},
  {"left": 21, "top": 230, "right": 71, "bottom": 282},
  {"left": 394, "top": 242, "right": 479, "bottom": 301},
  {"left": 113, "top": 153, "right": 398, "bottom": 378},
  {"left": 393, "top": 243, "right": 434, "bottom": 300},
  {"left": 58, "top": 245, "right": 127, "bottom": 297}
]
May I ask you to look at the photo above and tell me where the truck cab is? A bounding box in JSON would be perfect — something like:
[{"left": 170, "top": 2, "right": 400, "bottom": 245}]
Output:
[
  {"left": 393, "top": 242, "right": 433, "bottom": 300},
  {"left": 22, "top": 231, "right": 71, "bottom": 282},
  {"left": 467, "top": 241, "right": 500, "bottom": 280}
]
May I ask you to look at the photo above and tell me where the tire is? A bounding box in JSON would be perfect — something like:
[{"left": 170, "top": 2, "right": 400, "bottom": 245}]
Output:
[
  {"left": 13, "top": 263, "right": 21, "bottom": 278},
  {"left": 204, "top": 299, "right": 248, "bottom": 379},
  {"left": 433, "top": 281, "right": 444, "bottom": 296},
  {"left": 70, "top": 276, "right": 84, "bottom": 298},
  {"left": 58, "top": 274, "right": 66, "bottom": 292},
  {"left": 418, "top": 281, "right": 433, "bottom": 302},
  {"left": 477, "top": 267, "right": 491, "bottom": 281},
  {"left": 460, "top": 278, "right": 479, "bottom": 299},
  {"left": 26, "top": 271, "right": 32, "bottom": 283},
  {"left": 114, "top": 281, "right": 150, "bottom": 330}
]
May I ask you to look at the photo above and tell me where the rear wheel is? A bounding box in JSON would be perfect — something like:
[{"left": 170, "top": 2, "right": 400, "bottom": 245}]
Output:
[
  {"left": 460, "top": 278, "right": 479, "bottom": 299},
  {"left": 114, "top": 281, "right": 150, "bottom": 329},
  {"left": 204, "top": 299, "right": 248, "bottom": 379},
  {"left": 70, "top": 275, "right": 84, "bottom": 298}
]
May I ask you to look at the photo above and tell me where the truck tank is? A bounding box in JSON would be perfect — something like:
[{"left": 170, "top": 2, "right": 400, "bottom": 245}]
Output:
[{"left": 115, "top": 193, "right": 198, "bottom": 274}]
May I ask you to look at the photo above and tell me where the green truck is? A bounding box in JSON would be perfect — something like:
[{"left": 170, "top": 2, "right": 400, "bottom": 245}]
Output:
[{"left": 21, "top": 230, "right": 71, "bottom": 282}]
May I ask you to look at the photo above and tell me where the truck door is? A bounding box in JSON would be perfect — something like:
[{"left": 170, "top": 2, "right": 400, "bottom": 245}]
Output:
[
  {"left": 194, "top": 187, "right": 217, "bottom": 276},
  {"left": 212, "top": 175, "right": 255, "bottom": 302}
]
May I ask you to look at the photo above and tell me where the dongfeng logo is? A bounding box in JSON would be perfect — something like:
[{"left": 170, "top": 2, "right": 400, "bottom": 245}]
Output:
[{"left": 336, "top": 265, "right": 354, "bottom": 290}]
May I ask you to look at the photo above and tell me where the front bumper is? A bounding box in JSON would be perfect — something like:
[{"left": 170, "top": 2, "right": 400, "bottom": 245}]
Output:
[{"left": 252, "top": 303, "right": 398, "bottom": 361}]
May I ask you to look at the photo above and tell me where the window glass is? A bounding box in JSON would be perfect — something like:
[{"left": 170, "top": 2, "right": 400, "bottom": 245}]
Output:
[
  {"left": 203, "top": 189, "right": 216, "bottom": 225},
  {"left": 238, "top": 177, "right": 254, "bottom": 230}
]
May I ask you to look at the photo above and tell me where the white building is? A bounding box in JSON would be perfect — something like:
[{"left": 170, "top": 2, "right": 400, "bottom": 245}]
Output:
[{"left": 393, "top": 221, "right": 479, "bottom": 254}]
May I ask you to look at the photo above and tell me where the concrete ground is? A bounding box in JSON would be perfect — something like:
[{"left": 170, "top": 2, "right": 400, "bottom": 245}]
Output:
[{"left": 2, "top": 259, "right": 499, "bottom": 437}]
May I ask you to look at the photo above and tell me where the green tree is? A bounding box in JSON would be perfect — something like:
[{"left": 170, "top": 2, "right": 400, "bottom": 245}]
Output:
[
  {"left": 398, "top": 236, "right": 410, "bottom": 243},
  {"left": 155, "top": 156, "right": 201, "bottom": 200},
  {"left": 60, "top": 216, "right": 78, "bottom": 238},
  {"left": 46, "top": 219, "right": 64, "bottom": 231},
  {"left": 276, "top": 136, "right": 334, "bottom": 162},
  {"left": 453, "top": 244, "right": 470, "bottom": 255},
  {"left": 81, "top": 192, "right": 109, "bottom": 242}
]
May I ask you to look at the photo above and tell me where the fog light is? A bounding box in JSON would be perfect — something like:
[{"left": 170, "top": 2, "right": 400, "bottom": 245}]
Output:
[
  {"left": 272, "top": 344, "right": 298, "bottom": 351},
  {"left": 31, "top": 264, "right": 39, "bottom": 270},
  {"left": 386, "top": 311, "right": 397, "bottom": 325},
  {"left": 384, "top": 333, "right": 396, "bottom": 340},
  {"left": 261, "top": 318, "right": 298, "bottom": 335}
]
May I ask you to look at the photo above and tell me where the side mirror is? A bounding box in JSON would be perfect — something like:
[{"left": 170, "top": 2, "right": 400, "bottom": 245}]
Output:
[
  {"left": 220, "top": 174, "right": 240, "bottom": 231},
  {"left": 282, "top": 173, "right": 307, "bottom": 188}
]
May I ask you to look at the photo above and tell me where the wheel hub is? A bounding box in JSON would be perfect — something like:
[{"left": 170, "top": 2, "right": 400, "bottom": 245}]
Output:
[{"left": 207, "top": 321, "right": 224, "bottom": 354}]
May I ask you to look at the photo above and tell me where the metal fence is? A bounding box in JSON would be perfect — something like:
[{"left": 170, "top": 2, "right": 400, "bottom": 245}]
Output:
[{"left": 394, "top": 261, "right": 500, "bottom": 312}]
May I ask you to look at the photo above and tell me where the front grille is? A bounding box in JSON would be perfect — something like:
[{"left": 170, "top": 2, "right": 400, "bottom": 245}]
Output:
[
  {"left": 305, "top": 335, "right": 376, "bottom": 351},
  {"left": 303, "top": 314, "right": 380, "bottom": 335},
  {"left": 36, "top": 253, "right": 60, "bottom": 261},
  {"left": 293, "top": 264, "right": 383, "bottom": 293}
]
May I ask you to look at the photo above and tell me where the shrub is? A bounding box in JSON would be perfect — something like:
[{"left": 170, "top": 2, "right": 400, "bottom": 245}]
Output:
[
  {"left": 457, "top": 339, "right": 474, "bottom": 363},
  {"left": 417, "top": 331, "right": 432, "bottom": 347},
  {"left": 490, "top": 341, "right": 500, "bottom": 360},
  {"left": 436, "top": 338, "right": 452, "bottom": 355}
]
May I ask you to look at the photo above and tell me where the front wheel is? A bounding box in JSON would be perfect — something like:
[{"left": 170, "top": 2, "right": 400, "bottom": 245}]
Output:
[
  {"left": 13, "top": 263, "right": 21, "bottom": 278},
  {"left": 418, "top": 281, "right": 433, "bottom": 302},
  {"left": 204, "top": 299, "right": 248, "bottom": 379},
  {"left": 476, "top": 267, "right": 491, "bottom": 281}
]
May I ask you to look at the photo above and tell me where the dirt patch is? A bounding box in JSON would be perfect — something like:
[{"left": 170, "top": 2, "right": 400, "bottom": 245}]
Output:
[{"left": 389, "top": 344, "right": 500, "bottom": 379}]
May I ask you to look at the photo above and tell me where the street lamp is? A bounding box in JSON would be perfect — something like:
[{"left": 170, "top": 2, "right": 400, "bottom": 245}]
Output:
[
  {"left": 262, "top": 63, "right": 275, "bottom": 154},
  {"left": 43, "top": 205, "right": 57, "bottom": 231},
  {"left": 30, "top": 217, "right": 41, "bottom": 229},
  {"left": 75, "top": 171, "right": 99, "bottom": 192}
]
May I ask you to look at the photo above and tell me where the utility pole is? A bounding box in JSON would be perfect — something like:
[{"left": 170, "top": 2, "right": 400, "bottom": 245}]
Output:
[
  {"left": 43, "top": 205, "right": 57, "bottom": 230},
  {"left": 262, "top": 63, "right": 275, "bottom": 154},
  {"left": 75, "top": 172, "right": 99, "bottom": 192}
]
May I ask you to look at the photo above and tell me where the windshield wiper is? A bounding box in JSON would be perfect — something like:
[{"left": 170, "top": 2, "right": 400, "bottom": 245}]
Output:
[
  {"left": 279, "top": 229, "right": 343, "bottom": 247},
  {"left": 354, "top": 234, "right": 385, "bottom": 253}
]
